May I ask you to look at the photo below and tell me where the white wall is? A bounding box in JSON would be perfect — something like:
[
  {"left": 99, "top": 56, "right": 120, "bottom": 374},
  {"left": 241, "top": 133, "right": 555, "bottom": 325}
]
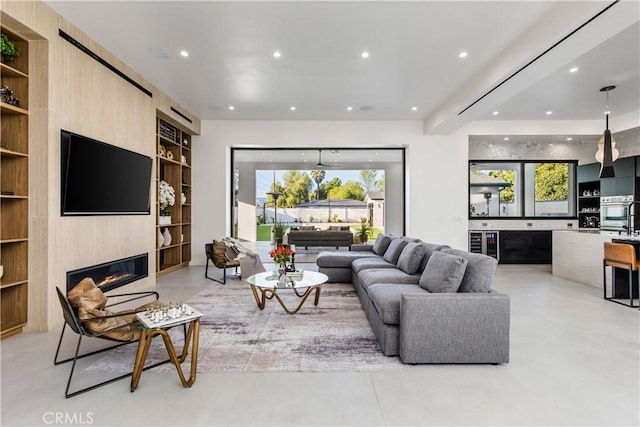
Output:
[{"left": 192, "top": 116, "right": 640, "bottom": 264}]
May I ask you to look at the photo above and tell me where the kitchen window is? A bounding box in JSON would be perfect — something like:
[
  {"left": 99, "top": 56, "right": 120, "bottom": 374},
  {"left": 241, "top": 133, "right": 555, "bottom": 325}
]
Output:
[{"left": 469, "top": 160, "right": 577, "bottom": 219}]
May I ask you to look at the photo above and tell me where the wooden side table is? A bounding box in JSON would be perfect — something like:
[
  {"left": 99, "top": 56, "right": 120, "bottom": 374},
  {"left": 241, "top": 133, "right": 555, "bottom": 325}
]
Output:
[{"left": 130, "top": 307, "right": 202, "bottom": 391}]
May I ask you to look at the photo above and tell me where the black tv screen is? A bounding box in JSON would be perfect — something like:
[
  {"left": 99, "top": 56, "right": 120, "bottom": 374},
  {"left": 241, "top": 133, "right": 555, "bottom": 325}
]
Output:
[{"left": 61, "top": 130, "right": 153, "bottom": 215}]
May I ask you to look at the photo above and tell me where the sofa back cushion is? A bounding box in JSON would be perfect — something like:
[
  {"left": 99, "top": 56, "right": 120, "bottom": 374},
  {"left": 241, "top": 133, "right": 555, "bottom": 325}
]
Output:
[
  {"left": 396, "top": 242, "right": 427, "bottom": 275},
  {"left": 300, "top": 225, "right": 315, "bottom": 231},
  {"left": 418, "top": 243, "right": 450, "bottom": 272},
  {"left": 441, "top": 248, "right": 497, "bottom": 293},
  {"left": 382, "top": 238, "right": 408, "bottom": 264},
  {"left": 372, "top": 234, "right": 393, "bottom": 256},
  {"left": 419, "top": 251, "right": 468, "bottom": 293}
]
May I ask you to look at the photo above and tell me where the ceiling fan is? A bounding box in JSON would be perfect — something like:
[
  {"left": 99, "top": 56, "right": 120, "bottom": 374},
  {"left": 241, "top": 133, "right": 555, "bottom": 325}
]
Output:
[{"left": 315, "top": 149, "right": 342, "bottom": 169}]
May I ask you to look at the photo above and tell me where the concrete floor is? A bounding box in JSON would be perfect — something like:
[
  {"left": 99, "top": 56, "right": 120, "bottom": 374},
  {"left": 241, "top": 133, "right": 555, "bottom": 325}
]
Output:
[{"left": 1, "top": 250, "right": 639, "bottom": 426}]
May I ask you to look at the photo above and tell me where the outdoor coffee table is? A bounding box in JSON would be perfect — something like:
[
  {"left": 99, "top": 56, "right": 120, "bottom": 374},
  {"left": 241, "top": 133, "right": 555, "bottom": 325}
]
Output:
[{"left": 246, "top": 270, "right": 328, "bottom": 315}]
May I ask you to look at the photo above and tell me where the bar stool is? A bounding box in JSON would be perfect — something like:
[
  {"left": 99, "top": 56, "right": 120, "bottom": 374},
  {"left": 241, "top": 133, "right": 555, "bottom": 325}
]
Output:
[{"left": 603, "top": 242, "right": 639, "bottom": 308}]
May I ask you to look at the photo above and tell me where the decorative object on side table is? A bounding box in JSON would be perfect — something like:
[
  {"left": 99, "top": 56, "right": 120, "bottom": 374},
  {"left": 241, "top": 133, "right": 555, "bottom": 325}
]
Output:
[
  {"left": 158, "top": 180, "right": 175, "bottom": 225},
  {"left": 0, "top": 33, "right": 20, "bottom": 63}
]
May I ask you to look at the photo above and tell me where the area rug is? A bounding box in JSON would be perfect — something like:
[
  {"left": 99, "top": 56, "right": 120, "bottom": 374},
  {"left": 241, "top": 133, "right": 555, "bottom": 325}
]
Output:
[{"left": 84, "top": 279, "right": 408, "bottom": 373}]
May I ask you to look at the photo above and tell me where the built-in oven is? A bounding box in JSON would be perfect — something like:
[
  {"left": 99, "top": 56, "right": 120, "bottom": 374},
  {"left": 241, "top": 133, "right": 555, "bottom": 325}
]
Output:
[{"left": 600, "top": 195, "right": 634, "bottom": 231}]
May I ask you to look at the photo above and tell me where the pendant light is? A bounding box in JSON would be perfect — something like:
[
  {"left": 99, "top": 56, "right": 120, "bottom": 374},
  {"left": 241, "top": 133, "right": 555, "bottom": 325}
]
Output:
[{"left": 595, "top": 85, "right": 619, "bottom": 178}]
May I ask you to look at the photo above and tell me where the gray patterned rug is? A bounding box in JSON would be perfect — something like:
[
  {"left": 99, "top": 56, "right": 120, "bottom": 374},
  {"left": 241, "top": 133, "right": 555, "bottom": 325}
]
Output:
[{"left": 85, "top": 279, "right": 408, "bottom": 373}]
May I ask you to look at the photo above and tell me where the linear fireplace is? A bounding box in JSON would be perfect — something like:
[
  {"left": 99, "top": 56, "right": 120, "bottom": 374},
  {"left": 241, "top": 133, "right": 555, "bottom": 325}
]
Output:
[{"left": 66, "top": 253, "right": 149, "bottom": 293}]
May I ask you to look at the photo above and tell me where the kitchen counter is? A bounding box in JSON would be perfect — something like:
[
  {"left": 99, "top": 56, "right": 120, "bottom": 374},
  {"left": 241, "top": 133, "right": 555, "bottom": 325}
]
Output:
[{"left": 552, "top": 230, "right": 618, "bottom": 288}]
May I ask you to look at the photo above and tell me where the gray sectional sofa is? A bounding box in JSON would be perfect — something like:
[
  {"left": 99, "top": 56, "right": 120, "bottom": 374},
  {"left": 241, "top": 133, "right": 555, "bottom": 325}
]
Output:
[{"left": 316, "top": 235, "right": 510, "bottom": 364}]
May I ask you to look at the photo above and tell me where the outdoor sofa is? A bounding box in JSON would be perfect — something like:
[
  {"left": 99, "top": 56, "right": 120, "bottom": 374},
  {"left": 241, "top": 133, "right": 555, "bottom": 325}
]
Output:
[
  {"left": 285, "top": 226, "right": 353, "bottom": 249},
  {"left": 316, "top": 234, "right": 510, "bottom": 364}
]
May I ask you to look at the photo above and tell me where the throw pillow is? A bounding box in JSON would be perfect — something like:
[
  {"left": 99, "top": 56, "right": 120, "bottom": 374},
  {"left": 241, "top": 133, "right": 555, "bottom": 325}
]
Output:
[
  {"left": 419, "top": 251, "right": 468, "bottom": 293},
  {"left": 372, "top": 234, "right": 393, "bottom": 256},
  {"left": 396, "top": 242, "right": 427, "bottom": 274},
  {"left": 328, "top": 226, "right": 340, "bottom": 231},
  {"left": 382, "top": 238, "right": 409, "bottom": 264},
  {"left": 441, "top": 248, "right": 497, "bottom": 293}
]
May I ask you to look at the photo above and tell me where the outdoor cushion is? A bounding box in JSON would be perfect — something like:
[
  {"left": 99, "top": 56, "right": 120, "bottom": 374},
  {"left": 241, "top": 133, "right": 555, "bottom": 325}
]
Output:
[
  {"left": 368, "top": 284, "right": 429, "bottom": 325},
  {"left": 441, "top": 248, "right": 497, "bottom": 293},
  {"left": 352, "top": 257, "right": 396, "bottom": 274},
  {"left": 418, "top": 243, "right": 451, "bottom": 273},
  {"left": 382, "top": 238, "right": 408, "bottom": 264},
  {"left": 419, "top": 251, "right": 468, "bottom": 293},
  {"left": 396, "top": 242, "right": 427, "bottom": 275},
  {"left": 300, "top": 225, "right": 315, "bottom": 230},
  {"left": 371, "top": 234, "right": 392, "bottom": 256}
]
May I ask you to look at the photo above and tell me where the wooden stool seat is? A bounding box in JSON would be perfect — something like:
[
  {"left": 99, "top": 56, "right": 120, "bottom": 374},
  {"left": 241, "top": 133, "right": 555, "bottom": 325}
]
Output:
[{"left": 603, "top": 242, "right": 639, "bottom": 308}]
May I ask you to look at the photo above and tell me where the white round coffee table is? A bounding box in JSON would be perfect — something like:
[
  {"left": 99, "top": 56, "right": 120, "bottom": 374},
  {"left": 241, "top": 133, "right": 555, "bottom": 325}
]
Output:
[{"left": 246, "top": 270, "right": 328, "bottom": 315}]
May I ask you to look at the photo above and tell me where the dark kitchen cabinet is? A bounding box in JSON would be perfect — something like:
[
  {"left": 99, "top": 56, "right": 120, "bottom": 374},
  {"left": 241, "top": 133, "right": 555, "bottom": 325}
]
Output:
[
  {"left": 614, "top": 157, "right": 635, "bottom": 177},
  {"left": 498, "top": 230, "right": 552, "bottom": 264},
  {"left": 601, "top": 176, "right": 634, "bottom": 196},
  {"left": 577, "top": 162, "right": 600, "bottom": 183}
]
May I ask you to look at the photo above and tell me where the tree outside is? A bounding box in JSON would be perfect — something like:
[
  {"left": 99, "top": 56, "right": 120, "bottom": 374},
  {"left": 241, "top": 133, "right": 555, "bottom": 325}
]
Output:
[{"left": 535, "top": 163, "right": 568, "bottom": 201}]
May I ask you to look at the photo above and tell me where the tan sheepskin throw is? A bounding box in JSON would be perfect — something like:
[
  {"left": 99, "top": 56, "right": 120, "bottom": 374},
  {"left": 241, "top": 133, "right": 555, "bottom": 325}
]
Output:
[{"left": 67, "top": 277, "right": 141, "bottom": 341}]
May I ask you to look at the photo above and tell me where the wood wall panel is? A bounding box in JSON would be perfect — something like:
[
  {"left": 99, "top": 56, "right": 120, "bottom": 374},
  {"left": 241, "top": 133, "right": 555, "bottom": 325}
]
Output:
[{"left": 0, "top": 1, "right": 200, "bottom": 331}]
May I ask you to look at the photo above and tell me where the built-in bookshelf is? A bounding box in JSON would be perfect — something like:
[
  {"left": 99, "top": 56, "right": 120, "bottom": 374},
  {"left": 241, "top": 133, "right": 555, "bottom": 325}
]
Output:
[
  {"left": 1, "top": 26, "right": 29, "bottom": 338},
  {"left": 156, "top": 117, "right": 192, "bottom": 276}
]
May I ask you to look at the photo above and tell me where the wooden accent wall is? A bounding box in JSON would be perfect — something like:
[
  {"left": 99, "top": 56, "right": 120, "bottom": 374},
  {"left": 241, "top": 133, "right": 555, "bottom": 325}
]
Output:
[{"left": 0, "top": 1, "right": 200, "bottom": 332}]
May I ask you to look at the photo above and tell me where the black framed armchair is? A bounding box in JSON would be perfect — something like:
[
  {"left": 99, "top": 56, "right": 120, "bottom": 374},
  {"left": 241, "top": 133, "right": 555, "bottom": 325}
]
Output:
[
  {"left": 205, "top": 240, "right": 241, "bottom": 284},
  {"left": 54, "top": 279, "right": 168, "bottom": 398}
]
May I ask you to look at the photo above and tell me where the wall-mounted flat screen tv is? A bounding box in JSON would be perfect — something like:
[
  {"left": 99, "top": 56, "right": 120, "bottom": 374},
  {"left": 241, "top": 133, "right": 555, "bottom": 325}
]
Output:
[{"left": 61, "top": 130, "right": 153, "bottom": 215}]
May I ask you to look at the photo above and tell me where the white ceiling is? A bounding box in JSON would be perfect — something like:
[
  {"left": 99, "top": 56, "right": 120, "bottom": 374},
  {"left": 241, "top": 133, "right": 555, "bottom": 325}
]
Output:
[{"left": 45, "top": 1, "right": 640, "bottom": 133}]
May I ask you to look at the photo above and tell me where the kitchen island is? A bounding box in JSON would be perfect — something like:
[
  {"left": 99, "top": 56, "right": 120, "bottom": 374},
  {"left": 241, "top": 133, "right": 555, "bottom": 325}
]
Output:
[{"left": 553, "top": 230, "right": 640, "bottom": 289}]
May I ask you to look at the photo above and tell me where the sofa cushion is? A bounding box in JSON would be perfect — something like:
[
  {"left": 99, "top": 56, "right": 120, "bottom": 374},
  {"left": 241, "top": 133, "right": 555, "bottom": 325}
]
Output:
[
  {"left": 372, "top": 234, "right": 393, "bottom": 256},
  {"left": 396, "top": 242, "right": 427, "bottom": 275},
  {"left": 300, "top": 225, "right": 315, "bottom": 231},
  {"left": 352, "top": 257, "right": 396, "bottom": 274},
  {"left": 316, "top": 251, "right": 379, "bottom": 268},
  {"left": 368, "top": 284, "right": 430, "bottom": 325},
  {"left": 441, "top": 248, "right": 497, "bottom": 293},
  {"left": 382, "top": 238, "right": 408, "bottom": 264},
  {"left": 418, "top": 243, "right": 451, "bottom": 273},
  {"left": 358, "top": 268, "right": 421, "bottom": 295},
  {"left": 419, "top": 251, "right": 468, "bottom": 293}
]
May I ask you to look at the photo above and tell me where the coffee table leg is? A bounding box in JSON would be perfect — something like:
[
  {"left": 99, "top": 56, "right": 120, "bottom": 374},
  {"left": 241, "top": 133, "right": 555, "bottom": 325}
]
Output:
[
  {"left": 250, "top": 284, "right": 268, "bottom": 309},
  {"left": 273, "top": 285, "right": 321, "bottom": 315},
  {"left": 313, "top": 285, "right": 322, "bottom": 305}
]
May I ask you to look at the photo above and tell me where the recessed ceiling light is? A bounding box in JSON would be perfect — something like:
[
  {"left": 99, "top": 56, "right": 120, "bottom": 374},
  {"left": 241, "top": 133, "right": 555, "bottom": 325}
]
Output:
[
  {"left": 492, "top": 111, "right": 499, "bottom": 116},
  {"left": 503, "top": 137, "right": 509, "bottom": 141},
  {"left": 546, "top": 111, "right": 553, "bottom": 115},
  {"left": 179, "top": 50, "right": 189, "bottom": 57},
  {"left": 290, "top": 106, "right": 296, "bottom": 111},
  {"left": 569, "top": 67, "right": 579, "bottom": 73},
  {"left": 411, "top": 106, "right": 418, "bottom": 111},
  {"left": 273, "top": 51, "right": 281, "bottom": 58},
  {"left": 347, "top": 106, "right": 353, "bottom": 111},
  {"left": 566, "top": 137, "right": 573, "bottom": 141},
  {"left": 228, "top": 106, "right": 235, "bottom": 110},
  {"left": 459, "top": 51, "right": 468, "bottom": 58},
  {"left": 361, "top": 51, "right": 370, "bottom": 58}
]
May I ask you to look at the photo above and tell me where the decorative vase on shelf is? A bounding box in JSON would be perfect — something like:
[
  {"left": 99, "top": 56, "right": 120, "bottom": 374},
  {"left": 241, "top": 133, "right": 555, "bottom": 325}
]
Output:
[
  {"left": 181, "top": 193, "right": 187, "bottom": 205},
  {"left": 162, "top": 228, "right": 172, "bottom": 246},
  {"left": 157, "top": 228, "right": 164, "bottom": 247},
  {"left": 159, "top": 215, "right": 171, "bottom": 226}
]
